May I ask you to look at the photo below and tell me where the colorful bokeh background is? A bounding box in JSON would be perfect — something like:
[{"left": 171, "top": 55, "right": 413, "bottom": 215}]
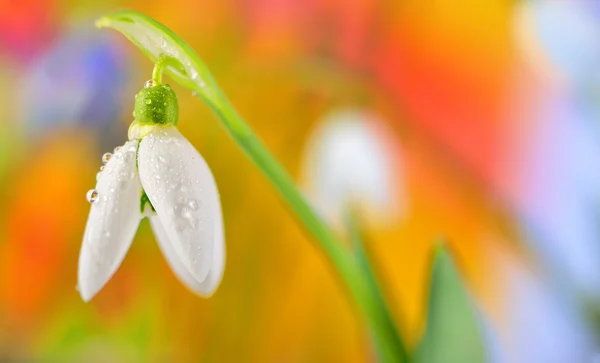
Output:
[{"left": 1, "top": 0, "right": 600, "bottom": 361}]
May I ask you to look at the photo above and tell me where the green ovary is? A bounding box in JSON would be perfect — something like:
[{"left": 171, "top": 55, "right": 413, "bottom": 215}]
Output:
[{"left": 133, "top": 83, "right": 179, "bottom": 126}]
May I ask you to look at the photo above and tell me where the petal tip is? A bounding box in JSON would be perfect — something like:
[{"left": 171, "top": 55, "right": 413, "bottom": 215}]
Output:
[
  {"left": 77, "top": 279, "right": 98, "bottom": 303},
  {"left": 195, "top": 290, "right": 217, "bottom": 298}
]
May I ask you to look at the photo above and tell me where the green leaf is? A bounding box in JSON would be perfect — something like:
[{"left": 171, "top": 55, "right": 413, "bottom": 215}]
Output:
[
  {"left": 415, "top": 246, "right": 488, "bottom": 363},
  {"left": 349, "top": 218, "right": 408, "bottom": 362}
]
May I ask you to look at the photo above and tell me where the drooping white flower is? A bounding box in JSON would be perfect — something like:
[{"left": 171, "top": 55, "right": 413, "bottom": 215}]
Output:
[
  {"left": 78, "top": 81, "right": 224, "bottom": 302},
  {"left": 301, "top": 109, "right": 406, "bottom": 229}
]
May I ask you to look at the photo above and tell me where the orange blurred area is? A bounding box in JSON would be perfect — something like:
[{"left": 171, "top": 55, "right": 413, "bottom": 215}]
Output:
[{"left": 0, "top": 0, "right": 598, "bottom": 361}]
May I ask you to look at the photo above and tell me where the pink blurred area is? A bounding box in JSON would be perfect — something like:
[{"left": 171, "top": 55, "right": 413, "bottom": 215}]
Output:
[{"left": 0, "top": 0, "right": 598, "bottom": 361}]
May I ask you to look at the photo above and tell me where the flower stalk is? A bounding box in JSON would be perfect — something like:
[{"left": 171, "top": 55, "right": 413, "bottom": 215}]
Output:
[{"left": 181, "top": 64, "right": 407, "bottom": 363}]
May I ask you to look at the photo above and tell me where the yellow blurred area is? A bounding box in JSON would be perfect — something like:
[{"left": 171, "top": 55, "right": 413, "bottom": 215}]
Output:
[{"left": 0, "top": 0, "right": 543, "bottom": 361}]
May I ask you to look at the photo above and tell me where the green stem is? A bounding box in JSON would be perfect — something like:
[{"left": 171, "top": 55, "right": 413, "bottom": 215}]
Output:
[
  {"left": 203, "top": 84, "right": 408, "bottom": 362},
  {"left": 152, "top": 58, "right": 166, "bottom": 84}
]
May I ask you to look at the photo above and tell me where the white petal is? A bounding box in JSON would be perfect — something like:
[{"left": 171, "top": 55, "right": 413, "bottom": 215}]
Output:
[
  {"left": 150, "top": 212, "right": 224, "bottom": 296},
  {"left": 138, "top": 126, "right": 222, "bottom": 284},
  {"left": 78, "top": 140, "right": 142, "bottom": 302}
]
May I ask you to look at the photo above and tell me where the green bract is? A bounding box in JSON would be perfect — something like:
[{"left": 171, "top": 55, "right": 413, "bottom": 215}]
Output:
[{"left": 96, "top": 11, "right": 218, "bottom": 105}]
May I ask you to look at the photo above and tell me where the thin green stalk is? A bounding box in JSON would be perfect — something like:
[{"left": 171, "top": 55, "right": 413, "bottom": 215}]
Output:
[
  {"left": 204, "top": 85, "right": 408, "bottom": 362},
  {"left": 151, "top": 57, "right": 165, "bottom": 84}
]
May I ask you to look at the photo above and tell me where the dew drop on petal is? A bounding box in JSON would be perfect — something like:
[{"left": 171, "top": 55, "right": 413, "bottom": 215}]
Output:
[
  {"left": 188, "top": 200, "right": 199, "bottom": 209},
  {"left": 100, "top": 166, "right": 105, "bottom": 171},
  {"left": 86, "top": 189, "right": 99, "bottom": 203},
  {"left": 102, "top": 152, "right": 112, "bottom": 164},
  {"left": 145, "top": 98, "right": 152, "bottom": 105},
  {"left": 145, "top": 79, "right": 156, "bottom": 88},
  {"left": 114, "top": 146, "right": 121, "bottom": 154}
]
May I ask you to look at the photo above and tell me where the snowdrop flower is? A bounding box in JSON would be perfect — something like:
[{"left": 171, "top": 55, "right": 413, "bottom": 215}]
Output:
[
  {"left": 301, "top": 109, "right": 405, "bottom": 229},
  {"left": 78, "top": 80, "right": 225, "bottom": 302}
]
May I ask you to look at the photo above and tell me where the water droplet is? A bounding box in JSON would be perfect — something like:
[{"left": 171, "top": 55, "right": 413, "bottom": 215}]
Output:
[
  {"left": 145, "top": 79, "right": 156, "bottom": 88},
  {"left": 188, "top": 200, "right": 199, "bottom": 209},
  {"left": 102, "top": 152, "right": 112, "bottom": 164},
  {"left": 96, "top": 172, "right": 102, "bottom": 181},
  {"left": 100, "top": 166, "right": 105, "bottom": 171},
  {"left": 114, "top": 146, "right": 121, "bottom": 153},
  {"left": 145, "top": 98, "right": 152, "bottom": 105},
  {"left": 86, "top": 189, "right": 99, "bottom": 203}
]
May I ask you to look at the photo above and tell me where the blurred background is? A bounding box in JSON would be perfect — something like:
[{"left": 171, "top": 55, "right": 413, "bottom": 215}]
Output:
[{"left": 1, "top": 0, "right": 600, "bottom": 361}]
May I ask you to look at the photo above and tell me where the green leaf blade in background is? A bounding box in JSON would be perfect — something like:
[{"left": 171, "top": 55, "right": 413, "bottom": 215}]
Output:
[
  {"left": 349, "top": 218, "right": 408, "bottom": 362},
  {"left": 415, "top": 246, "right": 488, "bottom": 363}
]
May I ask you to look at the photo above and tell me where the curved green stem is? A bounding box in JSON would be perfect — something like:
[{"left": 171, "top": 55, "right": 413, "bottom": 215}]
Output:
[
  {"left": 152, "top": 58, "right": 165, "bottom": 84},
  {"left": 204, "top": 85, "right": 408, "bottom": 362}
]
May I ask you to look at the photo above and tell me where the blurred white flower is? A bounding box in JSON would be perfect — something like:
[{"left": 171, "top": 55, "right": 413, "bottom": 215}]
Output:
[
  {"left": 301, "top": 109, "right": 405, "bottom": 229},
  {"left": 78, "top": 84, "right": 224, "bottom": 302}
]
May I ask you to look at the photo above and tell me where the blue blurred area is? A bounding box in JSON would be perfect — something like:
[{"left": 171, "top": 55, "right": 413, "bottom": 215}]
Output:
[
  {"left": 17, "top": 27, "right": 131, "bottom": 148},
  {"left": 518, "top": 95, "right": 600, "bottom": 303},
  {"left": 515, "top": 0, "right": 600, "bottom": 305}
]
